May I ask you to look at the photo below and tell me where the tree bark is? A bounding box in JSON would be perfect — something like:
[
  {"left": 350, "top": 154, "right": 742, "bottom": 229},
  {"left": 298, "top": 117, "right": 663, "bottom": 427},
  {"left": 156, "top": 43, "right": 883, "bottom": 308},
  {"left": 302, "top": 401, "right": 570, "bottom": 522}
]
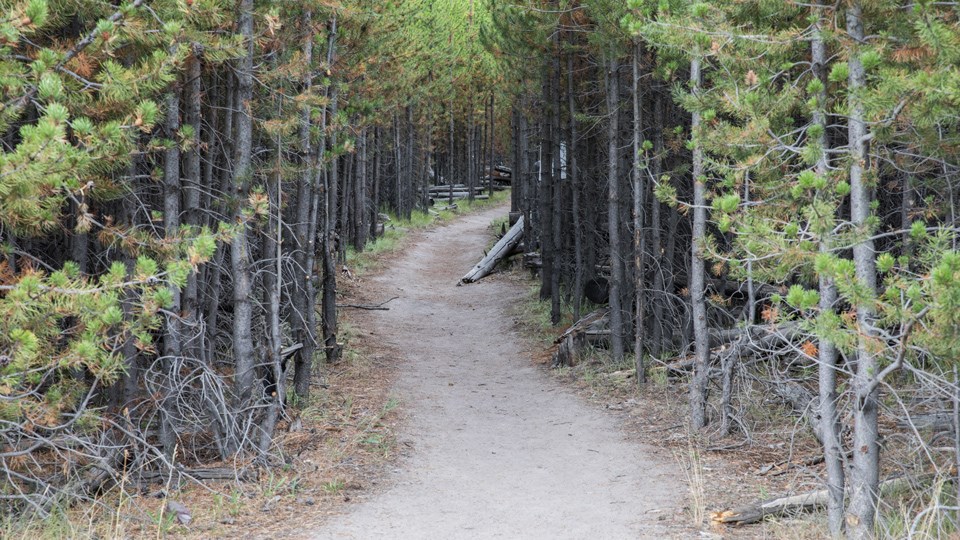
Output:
[
  {"left": 649, "top": 83, "right": 665, "bottom": 357},
  {"left": 161, "top": 85, "right": 182, "bottom": 457},
  {"left": 355, "top": 128, "right": 368, "bottom": 250},
  {"left": 182, "top": 50, "right": 202, "bottom": 363},
  {"left": 846, "top": 2, "right": 880, "bottom": 536},
  {"left": 292, "top": 9, "right": 315, "bottom": 400},
  {"left": 813, "top": 6, "right": 845, "bottom": 535},
  {"left": 550, "top": 31, "right": 562, "bottom": 326},
  {"left": 321, "top": 17, "right": 341, "bottom": 364},
  {"left": 230, "top": 0, "right": 257, "bottom": 404},
  {"left": 567, "top": 54, "right": 584, "bottom": 322},
  {"left": 689, "top": 54, "right": 709, "bottom": 430},
  {"left": 605, "top": 54, "right": 625, "bottom": 363},
  {"left": 631, "top": 41, "right": 646, "bottom": 384}
]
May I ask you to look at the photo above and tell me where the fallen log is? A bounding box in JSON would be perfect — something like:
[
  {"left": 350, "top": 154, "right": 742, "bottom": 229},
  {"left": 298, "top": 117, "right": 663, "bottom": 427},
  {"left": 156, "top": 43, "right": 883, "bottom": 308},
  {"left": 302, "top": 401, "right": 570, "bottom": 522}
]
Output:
[
  {"left": 712, "top": 475, "right": 920, "bottom": 526},
  {"left": 135, "top": 466, "right": 258, "bottom": 484},
  {"left": 337, "top": 297, "right": 398, "bottom": 311},
  {"left": 552, "top": 308, "right": 610, "bottom": 367},
  {"left": 460, "top": 215, "right": 524, "bottom": 284},
  {"left": 428, "top": 189, "right": 482, "bottom": 196},
  {"left": 431, "top": 193, "right": 489, "bottom": 201}
]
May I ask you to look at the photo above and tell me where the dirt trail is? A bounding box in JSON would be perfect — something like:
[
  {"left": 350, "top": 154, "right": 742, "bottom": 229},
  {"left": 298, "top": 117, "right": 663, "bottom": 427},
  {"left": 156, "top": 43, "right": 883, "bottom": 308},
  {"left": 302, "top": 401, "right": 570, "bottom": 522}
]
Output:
[{"left": 313, "top": 204, "right": 685, "bottom": 539}]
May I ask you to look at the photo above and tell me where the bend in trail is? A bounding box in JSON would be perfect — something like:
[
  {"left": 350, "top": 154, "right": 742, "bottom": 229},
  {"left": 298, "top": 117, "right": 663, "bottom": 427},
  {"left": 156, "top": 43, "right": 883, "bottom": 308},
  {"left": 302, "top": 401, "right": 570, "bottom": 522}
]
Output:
[{"left": 314, "top": 204, "right": 685, "bottom": 539}]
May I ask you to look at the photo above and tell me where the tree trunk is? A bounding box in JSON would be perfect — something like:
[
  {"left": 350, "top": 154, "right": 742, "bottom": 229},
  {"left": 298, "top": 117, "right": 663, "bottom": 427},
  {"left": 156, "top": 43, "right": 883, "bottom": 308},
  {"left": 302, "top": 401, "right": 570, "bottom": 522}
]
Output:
[
  {"left": 292, "top": 10, "right": 315, "bottom": 400},
  {"left": 371, "top": 126, "right": 381, "bottom": 240},
  {"left": 231, "top": 0, "right": 257, "bottom": 404},
  {"left": 487, "top": 92, "right": 495, "bottom": 198},
  {"left": 355, "top": 128, "right": 368, "bottom": 250},
  {"left": 813, "top": 6, "right": 845, "bottom": 535},
  {"left": 689, "top": 54, "right": 709, "bottom": 430},
  {"left": 846, "top": 2, "right": 880, "bottom": 536},
  {"left": 182, "top": 51, "right": 202, "bottom": 362},
  {"left": 321, "top": 17, "right": 340, "bottom": 364},
  {"left": 259, "top": 113, "right": 284, "bottom": 453},
  {"left": 204, "top": 73, "right": 233, "bottom": 370},
  {"left": 550, "top": 32, "right": 562, "bottom": 325},
  {"left": 568, "top": 54, "right": 584, "bottom": 322},
  {"left": 631, "top": 41, "right": 646, "bottom": 384},
  {"left": 649, "top": 83, "right": 665, "bottom": 357},
  {"left": 161, "top": 86, "right": 182, "bottom": 457},
  {"left": 605, "top": 54, "right": 625, "bottom": 362}
]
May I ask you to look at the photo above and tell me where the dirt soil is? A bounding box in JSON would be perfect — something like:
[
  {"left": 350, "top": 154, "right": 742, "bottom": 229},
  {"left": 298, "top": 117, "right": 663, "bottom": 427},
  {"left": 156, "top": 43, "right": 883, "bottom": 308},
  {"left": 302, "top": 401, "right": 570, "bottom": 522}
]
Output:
[{"left": 310, "top": 204, "right": 688, "bottom": 539}]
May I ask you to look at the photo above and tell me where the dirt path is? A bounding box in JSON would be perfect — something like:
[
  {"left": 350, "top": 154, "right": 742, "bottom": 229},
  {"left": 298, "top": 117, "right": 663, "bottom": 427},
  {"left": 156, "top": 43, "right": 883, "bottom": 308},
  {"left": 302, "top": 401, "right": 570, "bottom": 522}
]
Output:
[{"left": 313, "top": 205, "right": 686, "bottom": 539}]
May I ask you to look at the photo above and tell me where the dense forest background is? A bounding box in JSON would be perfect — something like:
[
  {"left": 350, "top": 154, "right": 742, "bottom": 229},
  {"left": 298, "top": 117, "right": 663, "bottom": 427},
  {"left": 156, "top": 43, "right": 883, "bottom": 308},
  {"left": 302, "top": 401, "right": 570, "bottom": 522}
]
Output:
[{"left": 3, "top": 0, "right": 960, "bottom": 537}]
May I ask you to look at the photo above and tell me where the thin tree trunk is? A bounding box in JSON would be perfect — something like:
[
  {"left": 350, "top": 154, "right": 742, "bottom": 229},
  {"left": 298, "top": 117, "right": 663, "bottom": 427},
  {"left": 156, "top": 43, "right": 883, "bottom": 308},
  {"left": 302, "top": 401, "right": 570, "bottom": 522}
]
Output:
[
  {"left": 632, "top": 41, "right": 646, "bottom": 384},
  {"left": 340, "top": 145, "right": 353, "bottom": 251},
  {"left": 292, "top": 9, "right": 315, "bottom": 400},
  {"left": 371, "top": 126, "right": 381, "bottom": 239},
  {"left": 488, "top": 92, "right": 495, "bottom": 198},
  {"left": 846, "top": 2, "right": 880, "bottom": 536},
  {"left": 161, "top": 86, "right": 182, "bottom": 457},
  {"left": 205, "top": 74, "right": 233, "bottom": 369},
  {"left": 650, "top": 84, "right": 665, "bottom": 357},
  {"left": 355, "top": 128, "right": 367, "bottom": 250},
  {"left": 519, "top": 95, "right": 531, "bottom": 248},
  {"left": 550, "top": 33, "right": 562, "bottom": 325},
  {"left": 606, "top": 54, "right": 625, "bottom": 362},
  {"left": 321, "top": 17, "right": 340, "bottom": 364},
  {"left": 568, "top": 54, "right": 583, "bottom": 321},
  {"left": 394, "top": 111, "right": 402, "bottom": 213},
  {"left": 689, "top": 54, "right": 709, "bottom": 430},
  {"left": 467, "top": 97, "right": 475, "bottom": 202},
  {"left": 259, "top": 123, "right": 284, "bottom": 455},
  {"left": 813, "top": 7, "right": 845, "bottom": 534},
  {"left": 230, "top": 0, "right": 257, "bottom": 404},
  {"left": 182, "top": 51, "right": 202, "bottom": 362},
  {"left": 406, "top": 105, "right": 415, "bottom": 219}
]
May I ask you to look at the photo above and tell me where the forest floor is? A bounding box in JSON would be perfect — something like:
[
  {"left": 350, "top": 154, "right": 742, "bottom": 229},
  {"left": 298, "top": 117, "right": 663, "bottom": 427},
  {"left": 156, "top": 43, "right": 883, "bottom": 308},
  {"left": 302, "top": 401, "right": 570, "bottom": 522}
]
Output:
[{"left": 305, "top": 203, "right": 691, "bottom": 539}]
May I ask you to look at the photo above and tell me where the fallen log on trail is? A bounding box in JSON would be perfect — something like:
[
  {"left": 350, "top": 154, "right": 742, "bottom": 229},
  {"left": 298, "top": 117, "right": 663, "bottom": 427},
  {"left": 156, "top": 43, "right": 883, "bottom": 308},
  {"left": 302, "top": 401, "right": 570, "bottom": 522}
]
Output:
[
  {"left": 712, "top": 475, "right": 919, "bottom": 526},
  {"left": 552, "top": 308, "right": 610, "bottom": 367},
  {"left": 460, "top": 215, "right": 524, "bottom": 284},
  {"left": 337, "top": 297, "right": 399, "bottom": 311}
]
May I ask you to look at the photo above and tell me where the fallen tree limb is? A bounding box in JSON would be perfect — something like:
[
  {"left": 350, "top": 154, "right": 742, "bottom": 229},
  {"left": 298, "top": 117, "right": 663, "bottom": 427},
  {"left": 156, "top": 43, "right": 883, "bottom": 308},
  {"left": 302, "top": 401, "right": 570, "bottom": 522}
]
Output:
[
  {"left": 460, "top": 216, "right": 524, "bottom": 284},
  {"left": 712, "top": 475, "right": 920, "bottom": 525},
  {"left": 664, "top": 323, "right": 802, "bottom": 373},
  {"left": 336, "top": 297, "right": 399, "bottom": 311},
  {"left": 135, "top": 466, "right": 258, "bottom": 484}
]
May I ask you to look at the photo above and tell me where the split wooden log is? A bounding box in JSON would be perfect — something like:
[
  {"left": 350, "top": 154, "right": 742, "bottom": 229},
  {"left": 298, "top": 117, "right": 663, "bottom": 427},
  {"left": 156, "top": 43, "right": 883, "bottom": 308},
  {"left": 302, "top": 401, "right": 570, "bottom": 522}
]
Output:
[
  {"left": 135, "top": 466, "right": 258, "bottom": 484},
  {"left": 460, "top": 215, "right": 524, "bottom": 284},
  {"left": 712, "top": 475, "right": 920, "bottom": 526}
]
